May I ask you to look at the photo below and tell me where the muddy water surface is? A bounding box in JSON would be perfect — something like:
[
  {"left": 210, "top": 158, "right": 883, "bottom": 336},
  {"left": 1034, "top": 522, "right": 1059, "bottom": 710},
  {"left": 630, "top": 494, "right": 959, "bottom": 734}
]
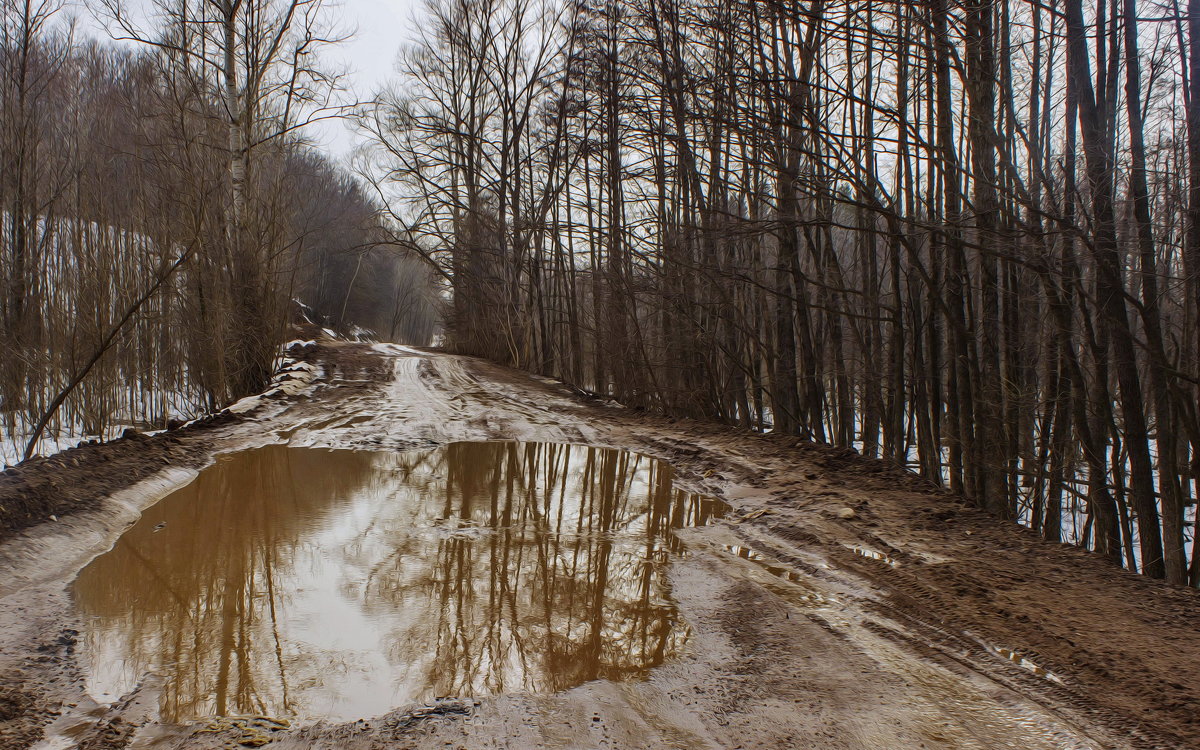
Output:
[{"left": 72, "top": 442, "right": 726, "bottom": 723}]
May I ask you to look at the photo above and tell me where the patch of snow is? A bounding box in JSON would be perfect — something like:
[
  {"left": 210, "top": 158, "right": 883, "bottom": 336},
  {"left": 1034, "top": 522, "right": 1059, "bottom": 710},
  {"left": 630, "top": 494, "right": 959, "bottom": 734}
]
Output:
[
  {"left": 1, "top": 420, "right": 171, "bottom": 468},
  {"left": 293, "top": 298, "right": 319, "bottom": 325},
  {"left": 225, "top": 395, "right": 266, "bottom": 415},
  {"left": 278, "top": 362, "right": 319, "bottom": 375},
  {"left": 222, "top": 352, "right": 325, "bottom": 417},
  {"left": 372, "top": 343, "right": 425, "bottom": 356},
  {"left": 271, "top": 379, "right": 317, "bottom": 397},
  {"left": 1, "top": 432, "right": 86, "bottom": 468},
  {"left": 348, "top": 325, "right": 377, "bottom": 342}
]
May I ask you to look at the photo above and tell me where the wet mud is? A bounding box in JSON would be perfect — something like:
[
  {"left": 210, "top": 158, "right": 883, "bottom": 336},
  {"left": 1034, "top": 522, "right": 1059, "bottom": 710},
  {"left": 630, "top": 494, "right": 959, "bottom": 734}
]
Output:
[{"left": 1, "top": 341, "right": 1198, "bottom": 748}]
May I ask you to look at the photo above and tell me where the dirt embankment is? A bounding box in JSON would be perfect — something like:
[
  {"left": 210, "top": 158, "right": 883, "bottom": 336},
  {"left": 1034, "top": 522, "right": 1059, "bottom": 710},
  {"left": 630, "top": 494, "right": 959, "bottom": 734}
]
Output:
[
  {"left": 1, "top": 342, "right": 1198, "bottom": 750},
  {"left": 0, "top": 341, "right": 389, "bottom": 539}
]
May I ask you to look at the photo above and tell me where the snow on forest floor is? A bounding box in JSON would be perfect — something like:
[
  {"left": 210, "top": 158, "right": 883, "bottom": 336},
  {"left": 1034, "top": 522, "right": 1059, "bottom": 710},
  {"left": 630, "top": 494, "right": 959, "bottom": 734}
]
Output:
[
  {"left": 2, "top": 342, "right": 1199, "bottom": 750},
  {"left": 1, "top": 341, "right": 325, "bottom": 468}
]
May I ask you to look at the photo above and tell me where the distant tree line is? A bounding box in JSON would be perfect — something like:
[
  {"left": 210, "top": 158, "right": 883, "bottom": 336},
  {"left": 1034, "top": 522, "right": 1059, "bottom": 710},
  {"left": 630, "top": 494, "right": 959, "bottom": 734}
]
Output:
[
  {"left": 0, "top": 0, "right": 437, "bottom": 463},
  {"left": 365, "top": 0, "right": 1200, "bottom": 585}
]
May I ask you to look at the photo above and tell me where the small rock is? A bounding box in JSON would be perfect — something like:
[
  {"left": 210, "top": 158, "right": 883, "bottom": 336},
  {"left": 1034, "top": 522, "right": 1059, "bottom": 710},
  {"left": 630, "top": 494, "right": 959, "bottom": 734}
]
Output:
[{"left": 836, "top": 507, "right": 857, "bottom": 520}]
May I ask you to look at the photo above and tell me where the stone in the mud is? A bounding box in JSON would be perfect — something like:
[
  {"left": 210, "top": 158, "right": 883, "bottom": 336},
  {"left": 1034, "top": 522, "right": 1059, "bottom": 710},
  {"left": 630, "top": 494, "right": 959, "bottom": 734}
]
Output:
[{"left": 837, "top": 507, "right": 857, "bottom": 520}]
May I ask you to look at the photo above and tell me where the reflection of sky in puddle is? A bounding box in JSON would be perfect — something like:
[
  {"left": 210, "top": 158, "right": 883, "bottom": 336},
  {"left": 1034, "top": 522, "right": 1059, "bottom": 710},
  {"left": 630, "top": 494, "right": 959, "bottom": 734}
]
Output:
[
  {"left": 850, "top": 546, "right": 898, "bottom": 567},
  {"left": 715, "top": 547, "right": 830, "bottom": 604},
  {"left": 990, "top": 646, "right": 1064, "bottom": 684},
  {"left": 725, "top": 544, "right": 803, "bottom": 582},
  {"left": 72, "top": 442, "right": 728, "bottom": 722}
]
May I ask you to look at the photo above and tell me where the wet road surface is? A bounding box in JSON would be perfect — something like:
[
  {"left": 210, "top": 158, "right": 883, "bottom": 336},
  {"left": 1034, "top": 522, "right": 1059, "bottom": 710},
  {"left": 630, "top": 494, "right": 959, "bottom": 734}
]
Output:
[{"left": 6, "top": 342, "right": 1198, "bottom": 749}]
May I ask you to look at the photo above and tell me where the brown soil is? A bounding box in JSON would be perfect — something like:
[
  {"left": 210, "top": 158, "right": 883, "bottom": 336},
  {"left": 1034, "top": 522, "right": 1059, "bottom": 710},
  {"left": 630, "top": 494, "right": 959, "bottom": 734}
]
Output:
[{"left": 1, "top": 343, "right": 1197, "bottom": 749}]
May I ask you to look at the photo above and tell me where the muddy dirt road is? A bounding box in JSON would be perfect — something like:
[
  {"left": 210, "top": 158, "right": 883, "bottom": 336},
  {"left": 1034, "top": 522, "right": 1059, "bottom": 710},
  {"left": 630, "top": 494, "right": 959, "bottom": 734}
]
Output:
[{"left": 2, "top": 342, "right": 1199, "bottom": 749}]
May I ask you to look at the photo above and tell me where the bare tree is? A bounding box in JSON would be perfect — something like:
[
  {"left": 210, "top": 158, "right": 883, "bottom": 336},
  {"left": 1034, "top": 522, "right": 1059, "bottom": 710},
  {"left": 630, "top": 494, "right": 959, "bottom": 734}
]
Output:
[
  {"left": 366, "top": 0, "right": 1200, "bottom": 584},
  {"left": 97, "top": 0, "right": 350, "bottom": 396}
]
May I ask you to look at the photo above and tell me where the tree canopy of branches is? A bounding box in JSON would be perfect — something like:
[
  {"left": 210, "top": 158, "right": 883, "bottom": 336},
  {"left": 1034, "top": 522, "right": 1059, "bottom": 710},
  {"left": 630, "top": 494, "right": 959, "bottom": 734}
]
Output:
[
  {"left": 365, "top": 0, "right": 1200, "bottom": 585},
  {"left": 0, "top": 0, "right": 437, "bottom": 463}
]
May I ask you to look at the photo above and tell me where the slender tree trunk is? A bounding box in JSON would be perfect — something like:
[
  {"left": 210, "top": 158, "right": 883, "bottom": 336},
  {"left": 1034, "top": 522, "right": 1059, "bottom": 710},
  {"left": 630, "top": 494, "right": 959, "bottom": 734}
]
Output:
[{"left": 1065, "top": 0, "right": 1165, "bottom": 576}]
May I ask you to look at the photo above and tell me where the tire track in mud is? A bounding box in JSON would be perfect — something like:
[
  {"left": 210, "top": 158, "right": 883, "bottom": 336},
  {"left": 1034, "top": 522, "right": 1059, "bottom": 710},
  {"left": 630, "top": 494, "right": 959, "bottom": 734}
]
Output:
[
  {"left": 4, "top": 344, "right": 1198, "bottom": 749},
  {"left": 713, "top": 525, "right": 1167, "bottom": 749},
  {"left": 438, "top": 352, "right": 1195, "bottom": 750},
  {"left": 690, "top": 532, "right": 1109, "bottom": 749},
  {"left": 305, "top": 349, "right": 1162, "bottom": 749},
  {"left": 347, "top": 348, "right": 1193, "bottom": 749}
]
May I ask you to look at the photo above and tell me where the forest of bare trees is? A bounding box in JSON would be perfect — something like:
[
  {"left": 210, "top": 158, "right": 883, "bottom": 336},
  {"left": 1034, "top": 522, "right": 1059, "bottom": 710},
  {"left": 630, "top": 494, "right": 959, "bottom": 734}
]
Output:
[
  {"left": 0, "top": 0, "right": 437, "bottom": 464},
  {"left": 363, "top": 0, "right": 1200, "bottom": 586},
  {"left": 4, "top": 0, "right": 1198, "bottom": 586}
]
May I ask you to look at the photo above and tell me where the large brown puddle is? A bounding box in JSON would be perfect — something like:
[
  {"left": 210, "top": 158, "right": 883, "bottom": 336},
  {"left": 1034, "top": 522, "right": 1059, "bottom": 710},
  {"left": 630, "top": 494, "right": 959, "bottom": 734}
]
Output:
[{"left": 72, "top": 442, "right": 727, "bottom": 722}]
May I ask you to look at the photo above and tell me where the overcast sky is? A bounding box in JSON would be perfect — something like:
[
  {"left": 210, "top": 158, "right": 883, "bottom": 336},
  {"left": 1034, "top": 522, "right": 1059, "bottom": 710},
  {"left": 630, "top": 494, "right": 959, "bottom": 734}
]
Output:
[{"left": 318, "top": 0, "right": 424, "bottom": 159}]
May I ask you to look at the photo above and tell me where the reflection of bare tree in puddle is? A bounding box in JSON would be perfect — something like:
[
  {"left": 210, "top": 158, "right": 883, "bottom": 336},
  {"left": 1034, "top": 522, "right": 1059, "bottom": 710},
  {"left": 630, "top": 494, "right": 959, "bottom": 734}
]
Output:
[
  {"left": 75, "top": 446, "right": 383, "bottom": 721},
  {"left": 375, "top": 442, "right": 722, "bottom": 698},
  {"left": 73, "top": 443, "right": 725, "bottom": 722}
]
